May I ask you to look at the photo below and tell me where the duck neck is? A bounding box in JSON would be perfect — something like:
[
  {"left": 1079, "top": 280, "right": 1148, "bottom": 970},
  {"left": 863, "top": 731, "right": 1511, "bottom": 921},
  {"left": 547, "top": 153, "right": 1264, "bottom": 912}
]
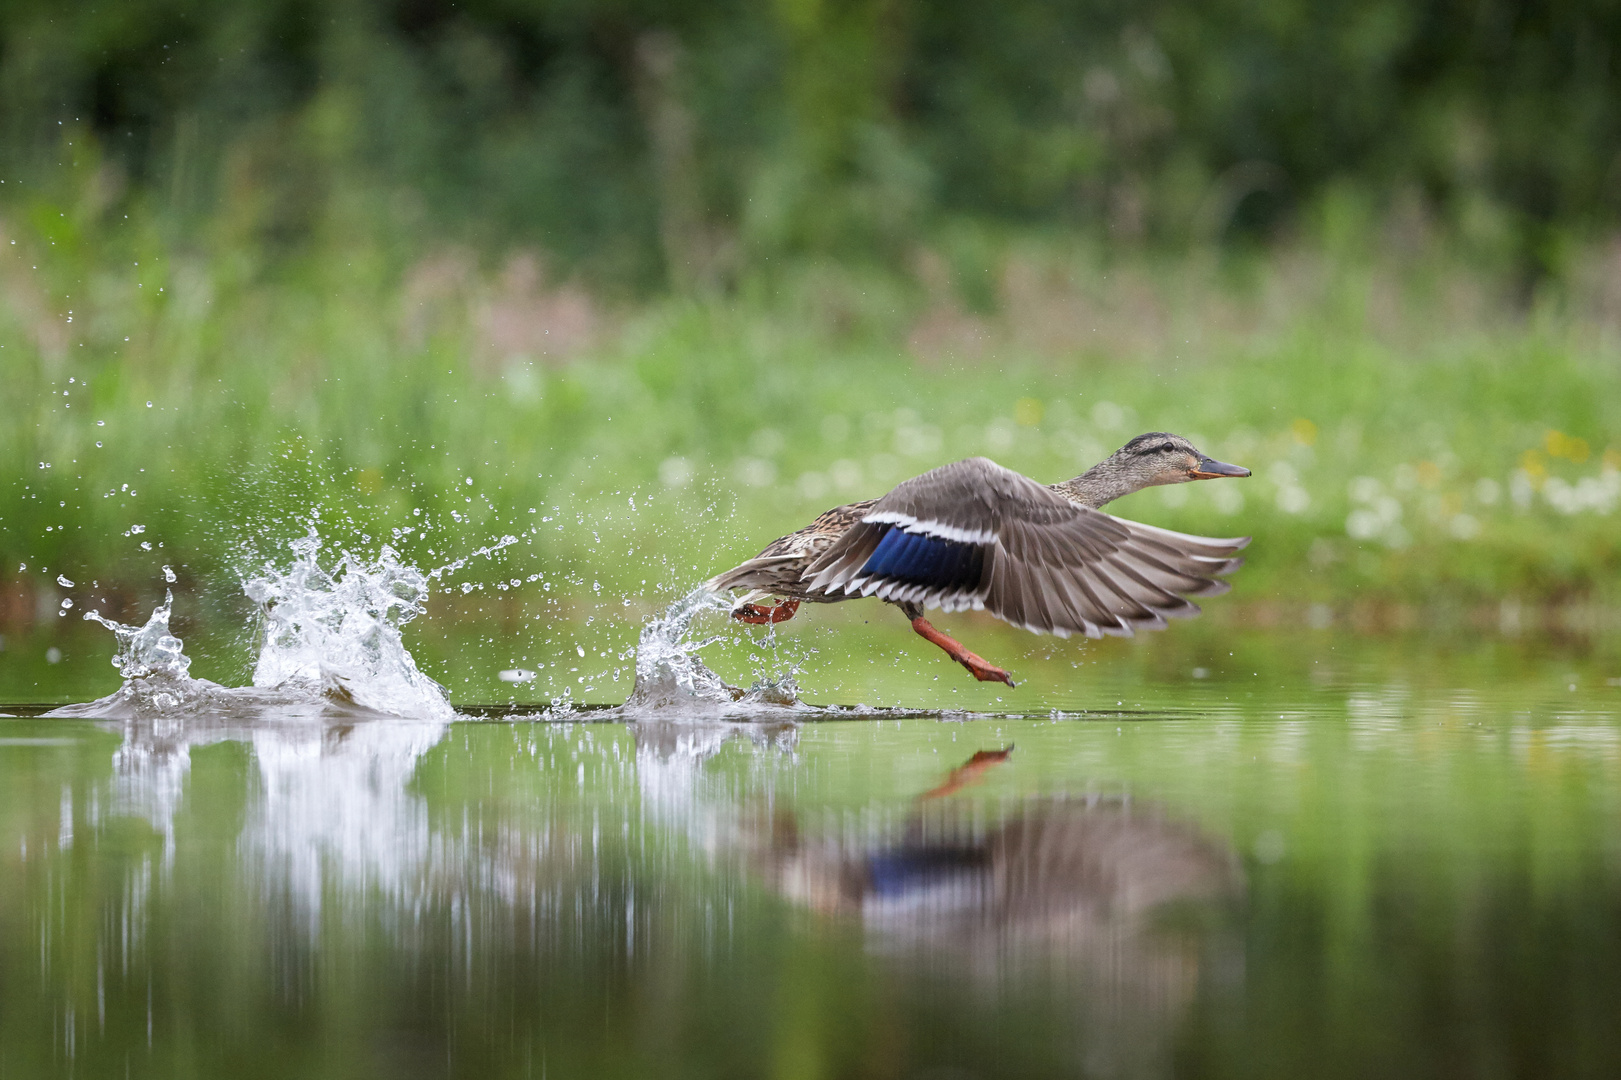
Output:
[{"left": 1053, "top": 462, "right": 1141, "bottom": 509}]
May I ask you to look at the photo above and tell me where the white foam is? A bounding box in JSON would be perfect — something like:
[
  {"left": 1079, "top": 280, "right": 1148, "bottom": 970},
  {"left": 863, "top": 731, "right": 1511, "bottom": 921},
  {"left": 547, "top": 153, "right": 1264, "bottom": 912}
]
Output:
[
  {"left": 622, "top": 587, "right": 738, "bottom": 710},
  {"left": 52, "top": 528, "right": 452, "bottom": 721},
  {"left": 244, "top": 530, "right": 452, "bottom": 720},
  {"left": 614, "top": 587, "right": 812, "bottom": 718},
  {"left": 49, "top": 589, "right": 229, "bottom": 718}
]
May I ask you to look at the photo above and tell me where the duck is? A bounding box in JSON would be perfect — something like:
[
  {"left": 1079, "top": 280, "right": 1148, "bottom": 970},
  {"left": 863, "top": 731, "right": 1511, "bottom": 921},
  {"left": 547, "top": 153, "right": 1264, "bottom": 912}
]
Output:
[{"left": 705, "top": 432, "right": 1251, "bottom": 687}]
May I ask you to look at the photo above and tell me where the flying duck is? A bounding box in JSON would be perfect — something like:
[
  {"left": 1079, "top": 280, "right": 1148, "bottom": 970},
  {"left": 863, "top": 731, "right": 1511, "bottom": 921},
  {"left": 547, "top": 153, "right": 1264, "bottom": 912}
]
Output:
[{"left": 705, "top": 432, "right": 1251, "bottom": 687}]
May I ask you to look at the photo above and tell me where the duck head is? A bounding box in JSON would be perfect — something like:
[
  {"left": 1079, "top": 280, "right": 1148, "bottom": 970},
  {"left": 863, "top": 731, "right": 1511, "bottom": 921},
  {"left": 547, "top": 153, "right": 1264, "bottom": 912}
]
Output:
[
  {"left": 1059, "top": 432, "right": 1251, "bottom": 508},
  {"left": 1109, "top": 432, "right": 1251, "bottom": 488}
]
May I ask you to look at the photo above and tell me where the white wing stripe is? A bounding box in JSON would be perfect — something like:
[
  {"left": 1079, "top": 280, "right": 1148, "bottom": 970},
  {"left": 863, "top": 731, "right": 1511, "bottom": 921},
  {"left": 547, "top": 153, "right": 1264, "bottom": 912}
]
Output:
[{"left": 862, "top": 511, "right": 996, "bottom": 545}]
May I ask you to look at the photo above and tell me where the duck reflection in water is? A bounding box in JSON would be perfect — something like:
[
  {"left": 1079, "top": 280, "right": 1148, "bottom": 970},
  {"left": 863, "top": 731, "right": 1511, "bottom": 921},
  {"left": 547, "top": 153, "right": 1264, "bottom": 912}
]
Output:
[
  {"left": 628, "top": 725, "right": 1243, "bottom": 1004},
  {"left": 744, "top": 743, "right": 1245, "bottom": 1047}
]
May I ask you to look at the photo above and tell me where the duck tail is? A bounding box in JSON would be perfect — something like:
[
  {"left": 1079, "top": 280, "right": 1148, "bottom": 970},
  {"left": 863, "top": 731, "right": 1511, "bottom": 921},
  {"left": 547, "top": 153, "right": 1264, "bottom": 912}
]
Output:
[{"left": 704, "top": 555, "right": 803, "bottom": 594}]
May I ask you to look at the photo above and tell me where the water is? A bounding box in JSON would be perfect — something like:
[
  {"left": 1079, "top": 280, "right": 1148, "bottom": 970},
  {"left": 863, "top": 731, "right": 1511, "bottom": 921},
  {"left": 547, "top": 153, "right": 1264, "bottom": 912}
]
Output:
[
  {"left": 46, "top": 532, "right": 452, "bottom": 722},
  {"left": 241, "top": 530, "right": 453, "bottom": 720},
  {"left": 2, "top": 538, "right": 1621, "bottom": 1077},
  {"left": 618, "top": 586, "right": 813, "bottom": 716}
]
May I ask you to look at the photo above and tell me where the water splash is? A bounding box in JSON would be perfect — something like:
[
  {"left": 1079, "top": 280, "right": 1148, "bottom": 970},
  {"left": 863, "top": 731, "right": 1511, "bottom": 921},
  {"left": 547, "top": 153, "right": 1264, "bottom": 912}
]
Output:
[
  {"left": 53, "top": 529, "right": 452, "bottom": 721},
  {"left": 52, "top": 589, "right": 228, "bottom": 717},
  {"left": 617, "top": 587, "right": 810, "bottom": 717},
  {"left": 623, "top": 588, "right": 736, "bottom": 709},
  {"left": 55, "top": 524, "right": 810, "bottom": 720},
  {"left": 244, "top": 530, "right": 452, "bottom": 720}
]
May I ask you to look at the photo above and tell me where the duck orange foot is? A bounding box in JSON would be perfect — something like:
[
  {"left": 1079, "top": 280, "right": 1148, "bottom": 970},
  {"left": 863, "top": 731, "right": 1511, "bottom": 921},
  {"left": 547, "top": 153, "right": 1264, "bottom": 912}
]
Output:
[
  {"left": 911, "top": 616, "right": 1016, "bottom": 688},
  {"left": 732, "top": 598, "right": 801, "bottom": 625},
  {"left": 958, "top": 654, "right": 1016, "bottom": 687}
]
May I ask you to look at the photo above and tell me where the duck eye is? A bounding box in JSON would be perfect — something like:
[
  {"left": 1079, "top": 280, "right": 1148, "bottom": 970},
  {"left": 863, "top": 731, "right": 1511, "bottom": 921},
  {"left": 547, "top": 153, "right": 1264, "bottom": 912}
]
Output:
[{"left": 1156, "top": 442, "right": 1175, "bottom": 453}]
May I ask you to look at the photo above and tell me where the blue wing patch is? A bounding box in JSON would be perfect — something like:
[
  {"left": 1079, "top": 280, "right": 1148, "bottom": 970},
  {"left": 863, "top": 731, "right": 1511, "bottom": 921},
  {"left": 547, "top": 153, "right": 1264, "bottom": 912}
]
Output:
[
  {"left": 859, "top": 525, "right": 986, "bottom": 591},
  {"left": 865, "top": 848, "right": 989, "bottom": 897}
]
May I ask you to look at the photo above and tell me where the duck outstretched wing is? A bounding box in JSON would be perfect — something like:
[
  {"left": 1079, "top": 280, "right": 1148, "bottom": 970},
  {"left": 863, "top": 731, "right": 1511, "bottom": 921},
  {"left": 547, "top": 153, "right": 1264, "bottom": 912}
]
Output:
[{"left": 802, "top": 457, "right": 1248, "bottom": 638}]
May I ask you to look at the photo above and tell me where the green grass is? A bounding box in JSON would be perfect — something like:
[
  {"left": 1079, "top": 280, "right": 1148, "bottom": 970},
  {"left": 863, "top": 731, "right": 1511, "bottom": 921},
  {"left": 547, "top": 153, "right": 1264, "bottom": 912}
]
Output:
[{"left": 4, "top": 197, "right": 1621, "bottom": 649}]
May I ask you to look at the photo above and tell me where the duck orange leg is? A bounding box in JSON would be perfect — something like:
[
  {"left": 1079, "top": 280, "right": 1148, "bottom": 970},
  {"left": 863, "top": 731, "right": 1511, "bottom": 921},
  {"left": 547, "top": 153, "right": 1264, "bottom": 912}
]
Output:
[
  {"left": 733, "top": 598, "right": 801, "bottom": 625},
  {"left": 911, "top": 617, "right": 1016, "bottom": 687}
]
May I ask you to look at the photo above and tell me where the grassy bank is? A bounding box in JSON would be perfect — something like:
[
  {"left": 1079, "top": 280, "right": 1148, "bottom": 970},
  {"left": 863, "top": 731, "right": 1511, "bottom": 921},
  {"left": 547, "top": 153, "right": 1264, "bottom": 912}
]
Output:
[{"left": 4, "top": 198, "right": 1621, "bottom": 643}]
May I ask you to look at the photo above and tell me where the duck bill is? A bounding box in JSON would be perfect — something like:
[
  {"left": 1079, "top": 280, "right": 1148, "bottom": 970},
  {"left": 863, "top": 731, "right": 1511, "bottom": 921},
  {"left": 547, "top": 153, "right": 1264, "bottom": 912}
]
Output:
[{"left": 1191, "top": 457, "right": 1251, "bottom": 479}]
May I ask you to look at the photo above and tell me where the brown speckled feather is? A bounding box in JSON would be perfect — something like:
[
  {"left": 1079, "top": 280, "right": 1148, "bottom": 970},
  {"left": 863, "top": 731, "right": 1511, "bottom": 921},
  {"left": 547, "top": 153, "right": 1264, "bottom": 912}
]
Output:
[{"left": 704, "top": 499, "right": 875, "bottom": 601}]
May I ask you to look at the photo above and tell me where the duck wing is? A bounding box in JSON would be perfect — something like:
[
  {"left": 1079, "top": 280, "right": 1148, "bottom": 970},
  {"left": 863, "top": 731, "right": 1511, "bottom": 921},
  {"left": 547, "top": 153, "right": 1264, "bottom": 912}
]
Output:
[{"left": 802, "top": 457, "right": 1248, "bottom": 638}]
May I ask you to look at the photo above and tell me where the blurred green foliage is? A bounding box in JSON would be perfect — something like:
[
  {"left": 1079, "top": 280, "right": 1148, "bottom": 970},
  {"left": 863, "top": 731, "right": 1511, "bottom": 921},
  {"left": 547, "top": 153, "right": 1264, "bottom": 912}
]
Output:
[
  {"left": 3, "top": 0, "right": 1620, "bottom": 283},
  {"left": 3, "top": 178, "right": 1620, "bottom": 629},
  {"left": 3, "top": 0, "right": 1621, "bottom": 641}
]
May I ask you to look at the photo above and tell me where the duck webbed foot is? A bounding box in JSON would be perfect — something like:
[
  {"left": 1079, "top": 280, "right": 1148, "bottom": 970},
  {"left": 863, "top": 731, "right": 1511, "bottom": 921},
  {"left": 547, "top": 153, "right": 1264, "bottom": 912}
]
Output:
[
  {"left": 732, "top": 598, "right": 801, "bottom": 625},
  {"left": 910, "top": 617, "right": 1016, "bottom": 688}
]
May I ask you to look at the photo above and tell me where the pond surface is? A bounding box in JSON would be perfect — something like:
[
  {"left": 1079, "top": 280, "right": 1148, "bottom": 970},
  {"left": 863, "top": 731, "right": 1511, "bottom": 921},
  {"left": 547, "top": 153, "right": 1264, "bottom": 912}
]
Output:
[{"left": 2, "top": 620, "right": 1620, "bottom": 1079}]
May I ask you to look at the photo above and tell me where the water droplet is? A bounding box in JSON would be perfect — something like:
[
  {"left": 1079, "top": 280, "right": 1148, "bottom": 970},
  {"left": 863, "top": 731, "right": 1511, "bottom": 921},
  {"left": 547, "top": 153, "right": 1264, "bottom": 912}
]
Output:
[
  {"left": 162, "top": 565, "right": 176, "bottom": 583},
  {"left": 57, "top": 575, "right": 74, "bottom": 587}
]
